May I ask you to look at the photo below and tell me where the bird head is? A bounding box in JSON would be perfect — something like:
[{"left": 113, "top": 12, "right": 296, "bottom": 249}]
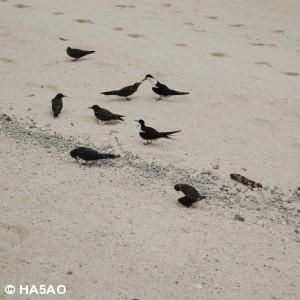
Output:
[
  {"left": 144, "top": 74, "right": 157, "bottom": 86},
  {"left": 145, "top": 74, "right": 154, "bottom": 80},
  {"left": 135, "top": 119, "right": 145, "bottom": 127},
  {"left": 174, "top": 184, "right": 182, "bottom": 191},
  {"left": 88, "top": 105, "right": 100, "bottom": 111},
  {"left": 66, "top": 47, "right": 71, "bottom": 52},
  {"left": 56, "top": 93, "right": 67, "bottom": 98},
  {"left": 70, "top": 149, "right": 78, "bottom": 161}
]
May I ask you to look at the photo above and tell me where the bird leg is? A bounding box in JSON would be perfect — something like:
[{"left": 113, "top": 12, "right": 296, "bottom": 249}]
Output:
[{"left": 126, "top": 97, "right": 131, "bottom": 101}]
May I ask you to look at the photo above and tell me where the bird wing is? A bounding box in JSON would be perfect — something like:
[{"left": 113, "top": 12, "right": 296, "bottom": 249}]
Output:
[
  {"left": 77, "top": 147, "right": 100, "bottom": 160},
  {"left": 181, "top": 184, "right": 201, "bottom": 199},
  {"left": 155, "top": 81, "right": 189, "bottom": 96},
  {"left": 155, "top": 81, "right": 172, "bottom": 94},
  {"left": 96, "top": 108, "right": 115, "bottom": 120}
]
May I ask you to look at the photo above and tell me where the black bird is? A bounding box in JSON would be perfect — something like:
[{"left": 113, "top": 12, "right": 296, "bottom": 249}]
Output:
[
  {"left": 135, "top": 119, "right": 181, "bottom": 144},
  {"left": 89, "top": 105, "right": 125, "bottom": 123},
  {"left": 51, "top": 93, "right": 66, "bottom": 118},
  {"left": 144, "top": 74, "right": 189, "bottom": 100},
  {"left": 101, "top": 81, "right": 143, "bottom": 101},
  {"left": 70, "top": 147, "right": 119, "bottom": 165},
  {"left": 66, "top": 47, "right": 95, "bottom": 60},
  {"left": 174, "top": 184, "right": 206, "bottom": 207}
]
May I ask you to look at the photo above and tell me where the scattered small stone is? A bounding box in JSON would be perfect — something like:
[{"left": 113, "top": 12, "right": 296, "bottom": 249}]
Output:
[
  {"left": 27, "top": 94, "right": 35, "bottom": 97},
  {"left": 281, "top": 220, "right": 287, "bottom": 226},
  {"left": 295, "top": 228, "right": 300, "bottom": 234},
  {"left": 234, "top": 213, "right": 245, "bottom": 222},
  {"left": 66, "top": 271, "right": 73, "bottom": 275},
  {"left": 213, "top": 164, "right": 219, "bottom": 170}
]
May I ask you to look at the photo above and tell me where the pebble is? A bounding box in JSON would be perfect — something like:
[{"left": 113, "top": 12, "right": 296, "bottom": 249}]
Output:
[{"left": 234, "top": 213, "right": 245, "bottom": 222}]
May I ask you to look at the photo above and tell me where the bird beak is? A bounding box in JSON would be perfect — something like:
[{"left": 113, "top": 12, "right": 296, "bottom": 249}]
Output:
[
  {"left": 135, "top": 120, "right": 139, "bottom": 127},
  {"left": 88, "top": 107, "right": 92, "bottom": 110},
  {"left": 63, "top": 95, "right": 67, "bottom": 98}
]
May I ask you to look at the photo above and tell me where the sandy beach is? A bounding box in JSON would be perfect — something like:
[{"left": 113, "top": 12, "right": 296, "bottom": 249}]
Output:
[{"left": 0, "top": 1, "right": 299, "bottom": 299}]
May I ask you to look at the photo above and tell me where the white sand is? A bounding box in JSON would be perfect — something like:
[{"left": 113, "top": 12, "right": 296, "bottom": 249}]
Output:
[{"left": 0, "top": 0, "right": 299, "bottom": 299}]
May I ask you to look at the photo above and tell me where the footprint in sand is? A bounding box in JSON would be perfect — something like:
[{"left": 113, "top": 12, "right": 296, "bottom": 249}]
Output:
[
  {"left": 162, "top": 3, "right": 171, "bottom": 7},
  {"left": 53, "top": 12, "right": 64, "bottom": 15},
  {"left": 211, "top": 52, "right": 228, "bottom": 57},
  {"left": 250, "top": 43, "right": 276, "bottom": 47},
  {"left": 255, "top": 61, "right": 272, "bottom": 67},
  {"left": 206, "top": 16, "right": 218, "bottom": 20},
  {"left": 0, "top": 57, "right": 15, "bottom": 63},
  {"left": 174, "top": 43, "right": 187, "bottom": 47},
  {"left": 14, "top": 4, "right": 31, "bottom": 9},
  {"left": 229, "top": 24, "right": 245, "bottom": 28},
  {"left": 290, "top": 143, "right": 300, "bottom": 150},
  {"left": 283, "top": 72, "right": 299, "bottom": 76},
  {"left": 272, "top": 29, "right": 284, "bottom": 34},
  {"left": 0, "top": 222, "right": 28, "bottom": 253},
  {"left": 251, "top": 118, "right": 272, "bottom": 128},
  {"left": 114, "top": 4, "right": 135, "bottom": 8},
  {"left": 127, "top": 33, "right": 145, "bottom": 38},
  {"left": 74, "top": 19, "right": 94, "bottom": 24},
  {"left": 183, "top": 22, "right": 194, "bottom": 26},
  {"left": 193, "top": 29, "right": 206, "bottom": 32},
  {"left": 112, "top": 27, "right": 123, "bottom": 31}
]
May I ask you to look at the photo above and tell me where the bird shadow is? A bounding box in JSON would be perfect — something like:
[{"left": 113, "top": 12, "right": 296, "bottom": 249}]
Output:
[{"left": 102, "top": 96, "right": 138, "bottom": 103}]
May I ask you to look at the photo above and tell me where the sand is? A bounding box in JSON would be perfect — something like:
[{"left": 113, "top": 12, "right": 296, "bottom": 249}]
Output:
[{"left": 0, "top": 0, "right": 299, "bottom": 299}]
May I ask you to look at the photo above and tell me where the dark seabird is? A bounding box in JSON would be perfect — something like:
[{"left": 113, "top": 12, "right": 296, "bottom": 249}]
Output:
[
  {"left": 144, "top": 74, "right": 189, "bottom": 100},
  {"left": 174, "top": 184, "right": 206, "bottom": 207},
  {"left": 89, "top": 105, "right": 125, "bottom": 123},
  {"left": 101, "top": 81, "right": 143, "bottom": 101},
  {"left": 70, "top": 147, "right": 119, "bottom": 165},
  {"left": 66, "top": 47, "right": 95, "bottom": 60},
  {"left": 51, "top": 93, "right": 66, "bottom": 118},
  {"left": 135, "top": 119, "right": 181, "bottom": 144}
]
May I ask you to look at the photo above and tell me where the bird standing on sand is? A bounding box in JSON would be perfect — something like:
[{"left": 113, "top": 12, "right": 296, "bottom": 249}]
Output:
[
  {"left": 101, "top": 81, "right": 144, "bottom": 101},
  {"left": 66, "top": 47, "right": 95, "bottom": 60},
  {"left": 174, "top": 184, "right": 206, "bottom": 207},
  {"left": 70, "top": 147, "right": 119, "bottom": 165},
  {"left": 89, "top": 105, "right": 125, "bottom": 123},
  {"left": 135, "top": 119, "right": 181, "bottom": 144},
  {"left": 51, "top": 93, "right": 66, "bottom": 118},
  {"left": 144, "top": 74, "right": 189, "bottom": 100}
]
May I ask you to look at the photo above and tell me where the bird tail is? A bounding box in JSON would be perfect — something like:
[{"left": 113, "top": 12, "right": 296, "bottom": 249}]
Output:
[
  {"left": 85, "top": 50, "right": 95, "bottom": 55},
  {"left": 160, "top": 130, "right": 181, "bottom": 139},
  {"left": 169, "top": 90, "right": 189, "bottom": 96},
  {"left": 101, "top": 90, "right": 118, "bottom": 96},
  {"left": 97, "top": 153, "right": 120, "bottom": 159},
  {"left": 116, "top": 115, "right": 125, "bottom": 121},
  {"left": 53, "top": 111, "right": 59, "bottom": 118}
]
